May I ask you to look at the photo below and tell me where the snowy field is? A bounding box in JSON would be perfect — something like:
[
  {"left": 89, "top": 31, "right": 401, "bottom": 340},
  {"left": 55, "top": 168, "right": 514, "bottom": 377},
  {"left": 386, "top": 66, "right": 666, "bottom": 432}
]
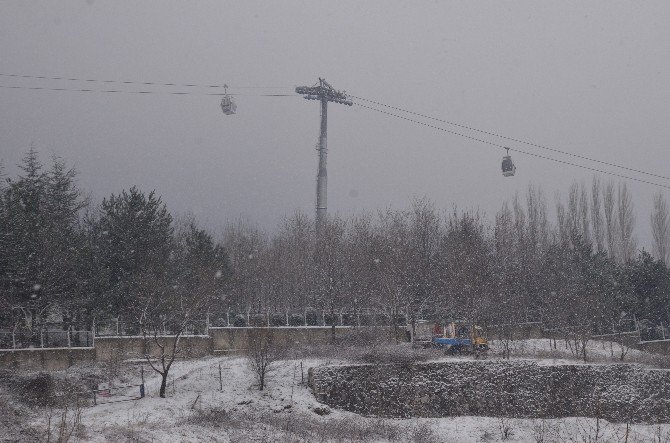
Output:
[{"left": 3, "top": 339, "right": 670, "bottom": 442}]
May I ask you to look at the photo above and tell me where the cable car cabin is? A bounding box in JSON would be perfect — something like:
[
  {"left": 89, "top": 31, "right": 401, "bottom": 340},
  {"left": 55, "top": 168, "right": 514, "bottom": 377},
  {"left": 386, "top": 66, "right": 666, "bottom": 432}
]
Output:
[
  {"left": 220, "top": 95, "right": 237, "bottom": 115},
  {"left": 501, "top": 154, "right": 516, "bottom": 177}
]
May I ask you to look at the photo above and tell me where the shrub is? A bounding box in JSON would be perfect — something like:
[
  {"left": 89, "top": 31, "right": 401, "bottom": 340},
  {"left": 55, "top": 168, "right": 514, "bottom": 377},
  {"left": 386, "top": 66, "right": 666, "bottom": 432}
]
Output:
[
  {"left": 233, "top": 314, "right": 247, "bottom": 327},
  {"left": 288, "top": 314, "right": 305, "bottom": 326},
  {"left": 270, "top": 313, "right": 286, "bottom": 326},
  {"left": 186, "top": 407, "right": 231, "bottom": 428},
  {"left": 21, "top": 373, "right": 57, "bottom": 407},
  {"left": 305, "top": 310, "right": 320, "bottom": 326}
]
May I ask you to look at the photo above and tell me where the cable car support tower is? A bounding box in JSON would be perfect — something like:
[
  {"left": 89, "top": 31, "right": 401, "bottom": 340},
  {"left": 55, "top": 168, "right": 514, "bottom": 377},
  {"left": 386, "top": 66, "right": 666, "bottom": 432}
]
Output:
[{"left": 296, "top": 78, "right": 352, "bottom": 233}]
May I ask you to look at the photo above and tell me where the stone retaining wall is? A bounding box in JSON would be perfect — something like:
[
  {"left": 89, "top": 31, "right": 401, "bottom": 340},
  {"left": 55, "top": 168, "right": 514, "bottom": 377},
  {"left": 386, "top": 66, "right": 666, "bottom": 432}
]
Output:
[{"left": 309, "top": 361, "right": 670, "bottom": 423}]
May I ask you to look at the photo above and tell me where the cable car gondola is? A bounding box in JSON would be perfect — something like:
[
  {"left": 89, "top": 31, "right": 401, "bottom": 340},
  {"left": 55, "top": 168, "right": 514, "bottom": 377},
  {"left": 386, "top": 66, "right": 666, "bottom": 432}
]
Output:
[
  {"left": 220, "top": 84, "right": 237, "bottom": 115},
  {"left": 501, "top": 148, "right": 516, "bottom": 177}
]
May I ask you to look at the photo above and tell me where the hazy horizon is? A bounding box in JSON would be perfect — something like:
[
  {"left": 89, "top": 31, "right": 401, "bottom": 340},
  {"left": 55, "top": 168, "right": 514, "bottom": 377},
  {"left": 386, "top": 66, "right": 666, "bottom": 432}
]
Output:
[{"left": 1, "top": 1, "right": 669, "bottom": 248}]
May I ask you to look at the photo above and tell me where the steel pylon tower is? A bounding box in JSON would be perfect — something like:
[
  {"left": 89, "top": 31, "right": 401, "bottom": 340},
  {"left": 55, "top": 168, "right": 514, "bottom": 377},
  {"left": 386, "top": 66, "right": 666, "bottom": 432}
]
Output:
[{"left": 296, "top": 78, "right": 352, "bottom": 232}]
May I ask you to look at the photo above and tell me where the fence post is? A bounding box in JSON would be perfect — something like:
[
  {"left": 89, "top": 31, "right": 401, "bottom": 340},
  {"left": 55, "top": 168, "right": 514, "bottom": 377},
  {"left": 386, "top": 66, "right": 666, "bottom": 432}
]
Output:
[
  {"left": 140, "top": 366, "right": 145, "bottom": 398},
  {"left": 67, "top": 325, "right": 72, "bottom": 347},
  {"left": 246, "top": 310, "right": 250, "bottom": 327},
  {"left": 304, "top": 308, "right": 307, "bottom": 327},
  {"left": 116, "top": 317, "right": 119, "bottom": 336},
  {"left": 226, "top": 308, "right": 230, "bottom": 327},
  {"left": 322, "top": 310, "right": 325, "bottom": 326},
  {"left": 40, "top": 327, "right": 44, "bottom": 348},
  {"left": 92, "top": 320, "right": 96, "bottom": 348},
  {"left": 339, "top": 309, "right": 343, "bottom": 326},
  {"left": 219, "top": 362, "right": 223, "bottom": 391},
  {"left": 285, "top": 310, "right": 289, "bottom": 327},
  {"left": 266, "top": 309, "right": 270, "bottom": 327},
  {"left": 206, "top": 313, "right": 210, "bottom": 335},
  {"left": 662, "top": 323, "right": 666, "bottom": 340}
]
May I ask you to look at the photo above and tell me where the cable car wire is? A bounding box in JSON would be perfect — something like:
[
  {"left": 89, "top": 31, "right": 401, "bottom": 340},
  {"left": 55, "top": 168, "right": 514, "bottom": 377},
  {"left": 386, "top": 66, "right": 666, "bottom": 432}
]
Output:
[
  {"left": 351, "top": 95, "right": 670, "bottom": 183},
  {"left": 0, "top": 84, "right": 297, "bottom": 97},
  {"left": 2, "top": 71, "right": 668, "bottom": 187},
  {"left": 0, "top": 72, "right": 294, "bottom": 90},
  {"left": 352, "top": 101, "right": 670, "bottom": 190}
]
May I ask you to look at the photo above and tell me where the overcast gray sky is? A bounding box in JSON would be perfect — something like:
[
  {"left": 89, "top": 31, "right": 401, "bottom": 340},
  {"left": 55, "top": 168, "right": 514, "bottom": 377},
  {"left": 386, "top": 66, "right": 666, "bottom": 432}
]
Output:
[{"left": 1, "top": 1, "right": 669, "bottom": 246}]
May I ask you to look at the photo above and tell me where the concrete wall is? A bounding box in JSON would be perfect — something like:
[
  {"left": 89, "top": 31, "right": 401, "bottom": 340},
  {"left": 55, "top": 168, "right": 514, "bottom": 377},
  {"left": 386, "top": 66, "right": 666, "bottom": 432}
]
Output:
[
  {"left": 309, "top": 361, "right": 670, "bottom": 423},
  {"left": 0, "top": 347, "right": 95, "bottom": 371},
  {"left": 590, "top": 331, "right": 641, "bottom": 348},
  {"left": 209, "top": 326, "right": 370, "bottom": 352},
  {"left": 94, "top": 335, "right": 212, "bottom": 361},
  {"left": 0, "top": 326, "right": 394, "bottom": 369},
  {"left": 637, "top": 340, "right": 670, "bottom": 355}
]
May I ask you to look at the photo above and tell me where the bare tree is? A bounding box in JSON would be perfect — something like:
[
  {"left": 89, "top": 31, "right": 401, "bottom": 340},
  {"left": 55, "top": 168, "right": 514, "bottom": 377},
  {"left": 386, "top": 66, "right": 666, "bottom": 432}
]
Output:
[
  {"left": 555, "top": 195, "right": 569, "bottom": 246},
  {"left": 567, "top": 182, "right": 580, "bottom": 241},
  {"left": 139, "top": 301, "right": 190, "bottom": 398},
  {"left": 603, "top": 181, "right": 618, "bottom": 261},
  {"left": 579, "top": 182, "right": 590, "bottom": 244},
  {"left": 526, "top": 184, "right": 549, "bottom": 252},
  {"left": 591, "top": 176, "right": 605, "bottom": 254},
  {"left": 407, "top": 198, "right": 441, "bottom": 334},
  {"left": 136, "top": 239, "right": 216, "bottom": 398},
  {"left": 377, "top": 208, "right": 412, "bottom": 339},
  {"left": 512, "top": 192, "right": 526, "bottom": 243},
  {"left": 617, "top": 183, "right": 636, "bottom": 263},
  {"left": 651, "top": 192, "right": 670, "bottom": 264},
  {"left": 138, "top": 282, "right": 209, "bottom": 398},
  {"left": 314, "top": 215, "right": 347, "bottom": 337},
  {"left": 223, "top": 219, "right": 268, "bottom": 312},
  {"left": 246, "top": 328, "right": 285, "bottom": 390}
]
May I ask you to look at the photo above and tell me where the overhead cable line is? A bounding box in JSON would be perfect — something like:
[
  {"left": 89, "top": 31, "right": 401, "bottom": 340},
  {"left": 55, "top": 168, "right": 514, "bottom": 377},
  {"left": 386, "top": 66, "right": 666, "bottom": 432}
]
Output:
[
  {"left": 351, "top": 95, "right": 670, "bottom": 182},
  {"left": 0, "top": 84, "right": 297, "bottom": 97},
  {"left": 353, "top": 101, "right": 670, "bottom": 190},
  {"left": 3, "top": 71, "right": 667, "bottom": 187},
  {"left": 0, "top": 72, "right": 293, "bottom": 90}
]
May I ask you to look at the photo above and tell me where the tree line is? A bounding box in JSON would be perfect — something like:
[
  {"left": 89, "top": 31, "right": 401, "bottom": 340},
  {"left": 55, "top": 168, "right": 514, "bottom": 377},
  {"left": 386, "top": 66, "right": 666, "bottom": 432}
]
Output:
[
  {"left": 1, "top": 149, "right": 669, "bottom": 342},
  {"left": 0, "top": 149, "right": 228, "bottom": 338}
]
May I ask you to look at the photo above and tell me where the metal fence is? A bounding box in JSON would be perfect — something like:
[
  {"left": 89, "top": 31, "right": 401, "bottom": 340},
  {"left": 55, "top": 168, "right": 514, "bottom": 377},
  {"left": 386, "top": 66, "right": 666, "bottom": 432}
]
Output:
[
  {"left": 92, "top": 309, "right": 408, "bottom": 337},
  {"left": 94, "top": 319, "right": 210, "bottom": 337},
  {"left": 639, "top": 322, "right": 670, "bottom": 342},
  {"left": 0, "top": 327, "right": 93, "bottom": 350},
  {"left": 218, "top": 308, "right": 408, "bottom": 328}
]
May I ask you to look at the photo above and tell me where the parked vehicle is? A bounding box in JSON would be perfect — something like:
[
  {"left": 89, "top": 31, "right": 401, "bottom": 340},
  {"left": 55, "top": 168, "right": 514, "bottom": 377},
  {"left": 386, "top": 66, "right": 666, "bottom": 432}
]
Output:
[{"left": 408, "top": 320, "right": 488, "bottom": 355}]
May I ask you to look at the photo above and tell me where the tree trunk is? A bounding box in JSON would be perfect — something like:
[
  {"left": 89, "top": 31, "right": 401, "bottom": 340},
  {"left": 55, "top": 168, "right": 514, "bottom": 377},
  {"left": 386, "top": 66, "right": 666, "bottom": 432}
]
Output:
[{"left": 159, "top": 372, "right": 168, "bottom": 398}]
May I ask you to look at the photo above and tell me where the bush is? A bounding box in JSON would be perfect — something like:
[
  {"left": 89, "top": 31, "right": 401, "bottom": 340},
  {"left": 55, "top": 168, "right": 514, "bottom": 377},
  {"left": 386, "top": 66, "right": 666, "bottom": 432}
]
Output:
[
  {"left": 233, "top": 314, "right": 247, "bottom": 327},
  {"left": 249, "top": 314, "right": 267, "bottom": 327},
  {"left": 21, "top": 373, "right": 57, "bottom": 407},
  {"left": 288, "top": 314, "right": 305, "bottom": 326},
  {"left": 270, "top": 313, "right": 286, "bottom": 326},
  {"left": 185, "top": 407, "right": 231, "bottom": 428},
  {"left": 323, "top": 313, "right": 339, "bottom": 326},
  {"left": 305, "top": 310, "right": 320, "bottom": 326}
]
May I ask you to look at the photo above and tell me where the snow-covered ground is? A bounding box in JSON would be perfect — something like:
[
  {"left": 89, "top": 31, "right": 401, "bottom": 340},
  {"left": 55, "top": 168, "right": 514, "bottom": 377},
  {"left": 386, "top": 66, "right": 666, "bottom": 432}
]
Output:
[
  {"left": 3, "top": 340, "right": 670, "bottom": 442},
  {"left": 488, "top": 337, "right": 667, "bottom": 366}
]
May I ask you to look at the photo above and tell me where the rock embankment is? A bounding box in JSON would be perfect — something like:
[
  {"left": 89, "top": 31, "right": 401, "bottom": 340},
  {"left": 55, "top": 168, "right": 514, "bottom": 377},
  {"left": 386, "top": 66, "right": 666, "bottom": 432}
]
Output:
[{"left": 309, "top": 361, "right": 670, "bottom": 423}]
